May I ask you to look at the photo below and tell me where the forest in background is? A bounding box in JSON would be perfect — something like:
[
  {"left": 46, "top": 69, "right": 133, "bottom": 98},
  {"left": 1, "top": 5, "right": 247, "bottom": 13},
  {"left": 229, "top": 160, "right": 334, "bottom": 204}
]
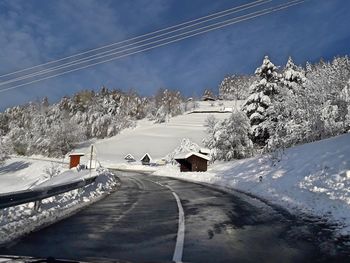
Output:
[{"left": 0, "top": 54, "right": 350, "bottom": 160}]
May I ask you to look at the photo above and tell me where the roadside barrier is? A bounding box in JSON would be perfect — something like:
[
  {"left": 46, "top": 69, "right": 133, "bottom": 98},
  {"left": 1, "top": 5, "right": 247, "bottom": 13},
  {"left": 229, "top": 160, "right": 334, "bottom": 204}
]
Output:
[{"left": 0, "top": 176, "right": 97, "bottom": 210}]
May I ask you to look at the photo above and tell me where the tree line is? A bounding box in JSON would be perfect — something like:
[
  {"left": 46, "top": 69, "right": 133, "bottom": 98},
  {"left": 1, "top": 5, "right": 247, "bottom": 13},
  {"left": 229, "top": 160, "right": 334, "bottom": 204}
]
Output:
[{"left": 205, "top": 55, "right": 350, "bottom": 162}]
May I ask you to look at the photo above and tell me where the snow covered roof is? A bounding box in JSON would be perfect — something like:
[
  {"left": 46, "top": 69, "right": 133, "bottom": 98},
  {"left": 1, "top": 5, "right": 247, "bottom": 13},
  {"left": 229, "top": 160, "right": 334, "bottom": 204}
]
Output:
[
  {"left": 124, "top": 154, "right": 136, "bottom": 160},
  {"left": 199, "top": 148, "right": 210, "bottom": 154},
  {"left": 174, "top": 152, "right": 210, "bottom": 161},
  {"left": 68, "top": 153, "right": 85, "bottom": 156},
  {"left": 140, "top": 153, "right": 152, "bottom": 161}
]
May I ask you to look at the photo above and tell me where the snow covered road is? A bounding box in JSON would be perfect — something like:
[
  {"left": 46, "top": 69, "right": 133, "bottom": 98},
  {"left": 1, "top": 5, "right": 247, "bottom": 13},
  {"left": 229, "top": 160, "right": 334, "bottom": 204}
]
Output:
[{"left": 1, "top": 173, "right": 348, "bottom": 262}]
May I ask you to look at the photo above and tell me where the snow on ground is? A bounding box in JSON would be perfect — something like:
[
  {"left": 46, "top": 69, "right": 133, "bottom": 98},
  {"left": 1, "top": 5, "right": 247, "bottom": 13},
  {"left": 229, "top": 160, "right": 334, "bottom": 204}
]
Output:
[
  {"left": 75, "top": 100, "right": 238, "bottom": 166},
  {"left": 154, "top": 133, "right": 350, "bottom": 237},
  {"left": 0, "top": 155, "right": 102, "bottom": 193},
  {"left": 0, "top": 157, "right": 68, "bottom": 194},
  {"left": 0, "top": 168, "right": 119, "bottom": 244}
]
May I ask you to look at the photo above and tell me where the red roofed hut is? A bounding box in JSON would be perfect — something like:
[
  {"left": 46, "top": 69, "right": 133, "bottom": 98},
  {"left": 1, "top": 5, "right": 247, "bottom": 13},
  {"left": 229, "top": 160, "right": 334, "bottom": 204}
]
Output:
[
  {"left": 175, "top": 152, "right": 210, "bottom": 172},
  {"left": 69, "top": 153, "right": 85, "bottom": 169}
]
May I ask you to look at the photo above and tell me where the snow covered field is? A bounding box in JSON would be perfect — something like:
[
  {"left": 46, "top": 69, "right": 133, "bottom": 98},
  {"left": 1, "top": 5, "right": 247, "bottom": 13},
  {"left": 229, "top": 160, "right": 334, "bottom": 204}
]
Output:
[
  {"left": 0, "top": 157, "right": 67, "bottom": 194},
  {"left": 154, "top": 133, "right": 350, "bottom": 237},
  {"left": 76, "top": 100, "right": 237, "bottom": 166}
]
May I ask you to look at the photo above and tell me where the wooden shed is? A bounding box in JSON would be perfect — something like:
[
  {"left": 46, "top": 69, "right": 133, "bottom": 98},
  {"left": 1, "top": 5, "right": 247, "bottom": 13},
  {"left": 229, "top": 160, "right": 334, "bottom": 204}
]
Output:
[
  {"left": 140, "top": 153, "right": 152, "bottom": 165},
  {"left": 69, "top": 153, "right": 85, "bottom": 169},
  {"left": 175, "top": 152, "right": 210, "bottom": 172}
]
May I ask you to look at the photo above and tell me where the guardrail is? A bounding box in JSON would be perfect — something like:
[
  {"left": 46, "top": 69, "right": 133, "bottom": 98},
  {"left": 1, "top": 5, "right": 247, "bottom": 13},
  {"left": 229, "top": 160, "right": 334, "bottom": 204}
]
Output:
[{"left": 0, "top": 176, "right": 98, "bottom": 210}]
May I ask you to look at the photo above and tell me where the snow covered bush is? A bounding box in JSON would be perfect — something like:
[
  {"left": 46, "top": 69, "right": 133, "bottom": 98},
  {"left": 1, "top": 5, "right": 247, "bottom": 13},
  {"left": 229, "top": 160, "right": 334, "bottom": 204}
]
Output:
[
  {"left": 204, "top": 111, "right": 254, "bottom": 161},
  {"left": 44, "top": 162, "right": 62, "bottom": 179},
  {"left": 0, "top": 137, "right": 9, "bottom": 164}
]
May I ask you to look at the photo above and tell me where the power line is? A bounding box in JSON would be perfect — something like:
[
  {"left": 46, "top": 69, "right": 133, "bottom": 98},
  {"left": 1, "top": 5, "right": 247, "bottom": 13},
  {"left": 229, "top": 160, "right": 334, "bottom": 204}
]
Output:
[
  {"left": 0, "top": 0, "right": 304, "bottom": 93},
  {"left": 0, "top": 0, "right": 268, "bottom": 79},
  {"left": 0, "top": 0, "right": 271, "bottom": 86}
]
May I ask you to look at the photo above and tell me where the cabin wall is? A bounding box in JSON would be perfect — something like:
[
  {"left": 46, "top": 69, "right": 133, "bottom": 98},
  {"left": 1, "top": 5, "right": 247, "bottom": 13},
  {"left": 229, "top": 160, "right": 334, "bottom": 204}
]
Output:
[{"left": 188, "top": 156, "right": 207, "bottom": 172}]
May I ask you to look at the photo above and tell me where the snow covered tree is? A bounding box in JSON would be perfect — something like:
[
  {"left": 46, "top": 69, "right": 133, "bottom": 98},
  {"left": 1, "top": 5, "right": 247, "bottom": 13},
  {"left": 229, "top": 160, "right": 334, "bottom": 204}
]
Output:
[
  {"left": 165, "top": 138, "right": 201, "bottom": 164},
  {"left": 204, "top": 115, "right": 218, "bottom": 134},
  {"left": 204, "top": 111, "right": 254, "bottom": 161},
  {"left": 219, "top": 74, "right": 254, "bottom": 100},
  {"left": 263, "top": 57, "right": 306, "bottom": 152},
  {"left": 0, "top": 137, "right": 9, "bottom": 164},
  {"left": 281, "top": 57, "right": 305, "bottom": 93},
  {"left": 153, "top": 88, "right": 184, "bottom": 122},
  {"left": 243, "top": 56, "right": 281, "bottom": 146},
  {"left": 202, "top": 89, "right": 215, "bottom": 100}
]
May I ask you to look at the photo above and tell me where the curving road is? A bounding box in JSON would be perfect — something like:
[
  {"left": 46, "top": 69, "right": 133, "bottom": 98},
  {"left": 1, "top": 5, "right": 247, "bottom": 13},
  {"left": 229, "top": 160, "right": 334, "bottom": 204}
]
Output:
[{"left": 0, "top": 173, "right": 348, "bottom": 262}]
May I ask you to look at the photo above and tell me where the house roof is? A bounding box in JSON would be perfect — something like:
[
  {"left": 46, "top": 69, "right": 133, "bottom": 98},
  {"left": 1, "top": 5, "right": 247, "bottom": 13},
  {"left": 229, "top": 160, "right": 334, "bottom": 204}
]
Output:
[
  {"left": 68, "top": 153, "right": 85, "bottom": 157},
  {"left": 140, "top": 153, "right": 152, "bottom": 161},
  {"left": 199, "top": 148, "right": 210, "bottom": 154},
  {"left": 174, "top": 152, "right": 210, "bottom": 161},
  {"left": 124, "top": 154, "right": 136, "bottom": 160}
]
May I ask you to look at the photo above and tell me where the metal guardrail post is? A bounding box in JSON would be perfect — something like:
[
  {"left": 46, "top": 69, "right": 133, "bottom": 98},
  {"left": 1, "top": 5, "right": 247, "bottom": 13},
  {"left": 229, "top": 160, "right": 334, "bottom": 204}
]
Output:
[{"left": 34, "top": 200, "right": 41, "bottom": 212}]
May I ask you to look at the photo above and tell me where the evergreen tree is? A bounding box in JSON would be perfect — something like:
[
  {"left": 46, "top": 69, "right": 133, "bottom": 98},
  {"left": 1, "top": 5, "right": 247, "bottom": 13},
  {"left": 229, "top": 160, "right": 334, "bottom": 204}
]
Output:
[{"left": 243, "top": 56, "right": 280, "bottom": 146}]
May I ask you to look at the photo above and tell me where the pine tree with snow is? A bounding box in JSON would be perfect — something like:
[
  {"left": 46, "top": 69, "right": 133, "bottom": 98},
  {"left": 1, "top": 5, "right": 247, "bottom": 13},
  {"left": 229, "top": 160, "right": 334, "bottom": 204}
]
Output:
[
  {"left": 281, "top": 57, "right": 305, "bottom": 93},
  {"left": 243, "top": 56, "right": 281, "bottom": 146}
]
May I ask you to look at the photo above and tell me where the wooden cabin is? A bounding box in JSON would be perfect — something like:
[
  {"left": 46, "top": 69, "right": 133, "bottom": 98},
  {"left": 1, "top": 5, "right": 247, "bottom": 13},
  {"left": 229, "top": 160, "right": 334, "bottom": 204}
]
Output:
[
  {"left": 140, "top": 153, "right": 152, "bottom": 165},
  {"left": 69, "top": 153, "right": 85, "bottom": 169},
  {"left": 175, "top": 152, "right": 210, "bottom": 172}
]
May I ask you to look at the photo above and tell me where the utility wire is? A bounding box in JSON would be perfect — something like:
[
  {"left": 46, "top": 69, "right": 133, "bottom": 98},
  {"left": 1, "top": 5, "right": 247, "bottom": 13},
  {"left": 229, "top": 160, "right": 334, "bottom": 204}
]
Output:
[
  {"left": 0, "top": 0, "right": 272, "bottom": 87},
  {"left": 0, "top": 0, "right": 271, "bottom": 86},
  {"left": 0, "top": 0, "right": 267, "bottom": 79},
  {"left": 0, "top": 0, "right": 304, "bottom": 93}
]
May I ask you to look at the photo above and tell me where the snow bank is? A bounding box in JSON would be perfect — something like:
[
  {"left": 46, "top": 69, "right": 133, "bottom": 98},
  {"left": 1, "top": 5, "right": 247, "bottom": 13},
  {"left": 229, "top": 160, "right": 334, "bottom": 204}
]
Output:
[
  {"left": 0, "top": 169, "right": 120, "bottom": 244},
  {"left": 154, "top": 133, "right": 350, "bottom": 237}
]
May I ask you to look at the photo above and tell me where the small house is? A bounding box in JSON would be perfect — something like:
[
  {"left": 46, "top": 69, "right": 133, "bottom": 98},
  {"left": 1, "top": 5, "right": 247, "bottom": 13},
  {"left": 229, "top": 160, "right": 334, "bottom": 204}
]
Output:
[
  {"left": 124, "top": 154, "right": 136, "bottom": 162},
  {"left": 175, "top": 152, "right": 210, "bottom": 172},
  {"left": 202, "top": 96, "right": 216, "bottom": 101},
  {"left": 69, "top": 153, "right": 85, "bottom": 169},
  {"left": 140, "top": 153, "right": 152, "bottom": 165}
]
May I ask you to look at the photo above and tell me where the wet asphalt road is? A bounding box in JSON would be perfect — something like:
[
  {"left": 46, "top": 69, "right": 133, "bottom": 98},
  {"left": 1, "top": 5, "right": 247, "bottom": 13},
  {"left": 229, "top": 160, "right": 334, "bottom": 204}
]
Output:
[{"left": 0, "top": 172, "right": 348, "bottom": 263}]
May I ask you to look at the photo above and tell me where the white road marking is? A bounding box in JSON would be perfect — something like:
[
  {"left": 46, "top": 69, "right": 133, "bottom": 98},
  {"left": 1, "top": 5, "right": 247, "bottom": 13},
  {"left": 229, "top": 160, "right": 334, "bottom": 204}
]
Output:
[
  {"left": 148, "top": 180, "right": 185, "bottom": 263},
  {"left": 169, "top": 188, "right": 185, "bottom": 263}
]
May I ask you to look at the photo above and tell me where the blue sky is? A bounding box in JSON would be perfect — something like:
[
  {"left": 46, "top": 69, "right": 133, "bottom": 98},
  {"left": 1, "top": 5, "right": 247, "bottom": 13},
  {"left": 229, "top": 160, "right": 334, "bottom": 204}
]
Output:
[{"left": 0, "top": 0, "right": 349, "bottom": 109}]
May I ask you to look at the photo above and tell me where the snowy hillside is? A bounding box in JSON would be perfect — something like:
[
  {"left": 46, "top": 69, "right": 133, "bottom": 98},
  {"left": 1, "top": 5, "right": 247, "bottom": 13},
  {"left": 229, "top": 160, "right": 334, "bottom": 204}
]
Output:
[
  {"left": 155, "top": 133, "right": 350, "bottom": 236},
  {"left": 0, "top": 157, "right": 66, "bottom": 193},
  {"left": 75, "top": 100, "right": 239, "bottom": 166}
]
